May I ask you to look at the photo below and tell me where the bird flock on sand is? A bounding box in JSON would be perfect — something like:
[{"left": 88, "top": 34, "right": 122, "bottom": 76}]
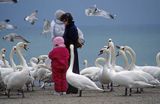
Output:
[{"left": 1, "top": 2, "right": 160, "bottom": 99}]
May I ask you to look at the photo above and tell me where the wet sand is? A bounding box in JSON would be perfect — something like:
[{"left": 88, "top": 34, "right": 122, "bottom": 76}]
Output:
[{"left": 0, "top": 84, "right": 160, "bottom": 104}]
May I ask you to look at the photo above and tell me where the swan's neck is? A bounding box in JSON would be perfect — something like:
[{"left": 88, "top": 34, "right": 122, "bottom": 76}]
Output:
[
  {"left": 16, "top": 47, "right": 28, "bottom": 67},
  {"left": 121, "top": 51, "right": 129, "bottom": 70},
  {"left": 126, "top": 47, "right": 136, "bottom": 70},
  {"left": 95, "top": 57, "right": 105, "bottom": 69},
  {"left": 156, "top": 52, "right": 160, "bottom": 67},
  {"left": 30, "top": 57, "right": 38, "bottom": 68},
  {"left": 110, "top": 43, "right": 116, "bottom": 67},
  {"left": 67, "top": 45, "right": 74, "bottom": 74},
  {"left": 9, "top": 48, "right": 16, "bottom": 68}
]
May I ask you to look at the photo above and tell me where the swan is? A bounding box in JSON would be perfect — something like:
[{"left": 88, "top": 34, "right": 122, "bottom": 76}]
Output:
[
  {"left": 83, "top": 59, "right": 88, "bottom": 68},
  {"left": 0, "top": 48, "right": 10, "bottom": 68},
  {"left": 156, "top": 52, "right": 160, "bottom": 67},
  {"left": 121, "top": 45, "right": 160, "bottom": 80},
  {"left": 66, "top": 44, "right": 103, "bottom": 97},
  {"left": 97, "top": 47, "right": 113, "bottom": 91},
  {"left": 80, "top": 57, "right": 105, "bottom": 81},
  {"left": 3, "top": 42, "right": 31, "bottom": 97},
  {"left": 105, "top": 51, "right": 154, "bottom": 96},
  {"left": 118, "top": 47, "right": 160, "bottom": 86},
  {"left": 104, "top": 43, "right": 155, "bottom": 96},
  {"left": 107, "top": 39, "right": 124, "bottom": 72},
  {"left": 15, "top": 42, "right": 35, "bottom": 91},
  {"left": 0, "top": 48, "right": 17, "bottom": 80}
]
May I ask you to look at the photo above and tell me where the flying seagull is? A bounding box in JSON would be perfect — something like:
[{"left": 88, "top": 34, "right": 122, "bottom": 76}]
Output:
[
  {"left": 85, "top": 5, "right": 115, "bottom": 19},
  {"left": 24, "top": 10, "right": 38, "bottom": 25},
  {"left": 42, "top": 19, "right": 51, "bottom": 34},
  {"left": 0, "top": 19, "right": 17, "bottom": 31},
  {"left": 2, "top": 33, "right": 30, "bottom": 43},
  {"left": 0, "top": 0, "right": 18, "bottom": 3}
]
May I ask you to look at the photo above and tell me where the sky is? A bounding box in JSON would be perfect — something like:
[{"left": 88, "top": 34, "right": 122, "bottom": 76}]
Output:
[{"left": 0, "top": 0, "right": 160, "bottom": 28}]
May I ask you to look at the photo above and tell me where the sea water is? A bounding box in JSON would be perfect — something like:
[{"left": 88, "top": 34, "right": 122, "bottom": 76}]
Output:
[{"left": 0, "top": 24, "right": 160, "bottom": 70}]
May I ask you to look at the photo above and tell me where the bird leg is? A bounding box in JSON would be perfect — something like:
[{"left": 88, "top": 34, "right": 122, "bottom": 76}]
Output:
[
  {"left": 124, "top": 88, "right": 128, "bottom": 96},
  {"left": 21, "top": 89, "right": 25, "bottom": 98},
  {"left": 129, "top": 88, "right": 132, "bottom": 96},
  {"left": 7, "top": 89, "right": 10, "bottom": 98},
  {"left": 79, "top": 90, "right": 82, "bottom": 97},
  {"left": 110, "top": 82, "right": 114, "bottom": 92}
]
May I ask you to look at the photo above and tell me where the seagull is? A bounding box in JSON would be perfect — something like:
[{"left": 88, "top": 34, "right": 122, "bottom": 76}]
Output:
[
  {"left": 2, "top": 33, "right": 30, "bottom": 43},
  {"left": 0, "top": 19, "right": 17, "bottom": 31},
  {"left": 42, "top": 19, "right": 51, "bottom": 34},
  {"left": 0, "top": 0, "right": 18, "bottom": 3},
  {"left": 24, "top": 10, "right": 38, "bottom": 25},
  {"left": 85, "top": 5, "right": 115, "bottom": 19}
]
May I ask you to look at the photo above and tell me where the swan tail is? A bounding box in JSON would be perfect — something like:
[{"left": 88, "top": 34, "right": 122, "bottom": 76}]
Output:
[
  {"left": 134, "top": 81, "right": 154, "bottom": 88},
  {"left": 149, "top": 79, "right": 160, "bottom": 85},
  {"left": 87, "top": 83, "right": 104, "bottom": 91}
]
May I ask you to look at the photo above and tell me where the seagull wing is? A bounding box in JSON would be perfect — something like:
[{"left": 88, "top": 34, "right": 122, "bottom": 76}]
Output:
[
  {"left": 42, "top": 19, "right": 51, "bottom": 33},
  {"left": 14, "top": 35, "right": 30, "bottom": 43},
  {"left": 0, "top": 0, "right": 17, "bottom": 3}
]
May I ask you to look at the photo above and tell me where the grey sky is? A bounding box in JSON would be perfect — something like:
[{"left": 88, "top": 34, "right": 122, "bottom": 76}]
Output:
[{"left": 0, "top": 0, "right": 160, "bottom": 27}]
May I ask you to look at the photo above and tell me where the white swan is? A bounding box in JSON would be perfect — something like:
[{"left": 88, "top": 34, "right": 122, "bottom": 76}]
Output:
[
  {"left": 118, "top": 46, "right": 160, "bottom": 86},
  {"left": 121, "top": 45, "right": 160, "bottom": 80},
  {"left": 0, "top": 48, "right": 10, "bottom": 68},
  {"left": 3, "top": 42, "right": 31, "bottom": 97},
  {"left": 80, "top": 57, "right": 105, "bottom": 81},
  {"left": 107, "top": 39, "right": 124, "bottom": 72},
  {"left": 15, "top": 42, "right": 35, "bottom": 91},
  {"left": 104, "top": 43, "right": 155, "bottom": 96},
  {"left": 156, "top": 52, "right": 160, "bottom": 67},
  {"left": 67, "top": 44, "right": 103, "bottom": 97},
  {"left": 97, "top": 47, "right": 113, "bottom": 91}
]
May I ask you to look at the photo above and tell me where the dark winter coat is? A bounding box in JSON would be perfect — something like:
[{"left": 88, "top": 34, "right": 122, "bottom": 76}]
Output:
[
  {"left": 63, "top": 21, "right": 79, "bottom": 74},
  {"left": 63, "top": 21, "right": 79, "bottom": 94}
]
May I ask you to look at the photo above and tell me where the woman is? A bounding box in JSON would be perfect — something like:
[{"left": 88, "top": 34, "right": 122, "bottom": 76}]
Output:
[{"left": 60, "top": 12, "right": 79, "bottom": 94}]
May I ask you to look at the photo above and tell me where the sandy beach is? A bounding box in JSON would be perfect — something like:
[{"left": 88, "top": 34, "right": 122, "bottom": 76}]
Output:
[{"left": 0, "top": 83, "right": 160, "bottom": 104}]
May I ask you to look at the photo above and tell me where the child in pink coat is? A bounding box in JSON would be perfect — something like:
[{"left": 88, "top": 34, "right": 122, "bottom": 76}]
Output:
[{"left": 48, "top": 36, "right": 69, "bottom": 95}]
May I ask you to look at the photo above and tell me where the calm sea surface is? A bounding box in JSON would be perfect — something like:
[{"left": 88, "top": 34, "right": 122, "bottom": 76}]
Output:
[{"left": 0, "top": 25, "right": 160, "bottom": 70}]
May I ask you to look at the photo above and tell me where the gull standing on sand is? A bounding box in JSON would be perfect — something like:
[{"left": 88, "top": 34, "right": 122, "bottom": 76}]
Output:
[
  {"left": 42, "top": 19, "right": 51, "bottom": 34},
  {"left": 2, "top": 33, "right": 30, "bottom": 43},
  {"left": 85, "top": 4, "right": 115, "bottom": 19},
  {"left": 24, "top": 10, "right": 38, "bottom": 25},
  {"left": 0, "top": 19, "right": 17, "bottom": 31},
  {"left": 0, "top": 0, "right": 18, "bottom": 3}
]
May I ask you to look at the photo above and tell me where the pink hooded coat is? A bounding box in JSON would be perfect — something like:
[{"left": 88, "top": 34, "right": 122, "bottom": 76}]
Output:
[{"left": 49, "top": 37, "right": 69, "bottom": 92}]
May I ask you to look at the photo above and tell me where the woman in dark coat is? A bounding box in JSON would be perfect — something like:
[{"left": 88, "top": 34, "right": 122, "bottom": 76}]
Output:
[{"left": 60, "top": 13, "right": 79, "bottom": 94}]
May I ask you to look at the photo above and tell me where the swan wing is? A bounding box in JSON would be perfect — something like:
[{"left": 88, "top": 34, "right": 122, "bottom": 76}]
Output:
[{"left": 67, "top": 73, "right": 102, "bottom": 91}]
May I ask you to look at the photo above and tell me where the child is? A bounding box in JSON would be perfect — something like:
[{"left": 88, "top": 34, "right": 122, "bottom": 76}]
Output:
[{"left": 48, "top": 36, "right": 69, "bottom": 95}]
